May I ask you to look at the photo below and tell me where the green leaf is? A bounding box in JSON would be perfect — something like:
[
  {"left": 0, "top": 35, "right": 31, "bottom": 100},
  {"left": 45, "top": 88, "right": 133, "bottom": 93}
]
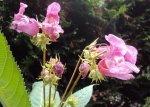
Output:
[
  {"left": 118, "top": 5, "right": 127, "bottom": 14},
  {"left": 107, "top": 9, "right": 117, "bottom": 18},
  {"left": 143, "top": 97, "right": 150, "bottom": 107},
  {"left": 72, "top": 85, "right": 94, "bottom": 107},
  {"left": 30, "top": 81, "right": 60, "bottom": 107},
  {"left": 0, "top": 32, "right": 31, "bottom": 107}
]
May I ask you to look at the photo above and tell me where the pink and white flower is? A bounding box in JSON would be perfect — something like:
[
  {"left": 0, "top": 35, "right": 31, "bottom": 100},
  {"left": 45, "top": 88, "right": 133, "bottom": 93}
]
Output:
[
  {"left": 98, "top": 34, "right": 139, "bottom": 80},
  {"left": 10, "top": 3, "right": 39, "bottom": 36},
  {"left": 42, "top": 2, "right": 64, "bottom": 41}
]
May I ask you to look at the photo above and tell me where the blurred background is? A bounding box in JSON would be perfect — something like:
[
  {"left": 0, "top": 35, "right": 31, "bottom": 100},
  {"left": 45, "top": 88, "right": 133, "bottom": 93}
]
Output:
[{"left": 0, "top": 0, "right": 150, "bottom": 107}]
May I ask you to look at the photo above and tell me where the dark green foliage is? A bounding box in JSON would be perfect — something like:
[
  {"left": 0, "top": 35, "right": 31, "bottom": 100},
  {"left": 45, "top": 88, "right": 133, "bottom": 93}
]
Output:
[{"left": 0, "top": 0, "right": 150, "bottom": 107}]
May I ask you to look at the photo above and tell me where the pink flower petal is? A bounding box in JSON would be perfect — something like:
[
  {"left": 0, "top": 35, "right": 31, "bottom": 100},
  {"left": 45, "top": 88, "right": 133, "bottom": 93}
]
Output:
[
  {"left": 125, "top": 45, "right": 138, "bottom": 64},
  {"left": 124, "top": 62, "right": 140, "bottom": 73},
  {"left": 109, "top": 73, "right": 135, "bottom": 80},
  {"left": 105, "top": 34, "right": 127, "bottom": 55},
  {"left": 109, "top": 66, "right": 132, "bottom": 74},
  {"left": 98, "top": 59, "right": 109, "bottom": 75},
  {"left": 98, "top": 55, "right": 139, "bottom": 80},
  {"left": 46, "top": 2, "right": 61, "bottom": 23},
  {"left": 56, "top": 25, "right": 64, "bottom": 33},
  {"left": 42, "top": 22, "right": 63, "bottom": 41},
  {"left": 19, "top": 2, "right": 27, "bottom": 15},
  {"left": 11, "top": 16, "right": 39, "bottom": 36},
  {"left": 47, "top": 2, "right": 61, "bottom": 16},
  {"left": 98, "top": 59, "right": 134, "bottom": 80}
]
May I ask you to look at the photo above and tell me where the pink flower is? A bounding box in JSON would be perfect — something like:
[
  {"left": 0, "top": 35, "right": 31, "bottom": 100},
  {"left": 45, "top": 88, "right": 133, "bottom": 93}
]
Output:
[
  {"left": 42, "top": 2, "right": 64, "bottom": 41},
  {"left": 53, "top": 61, "right": 64, "bottom": 77},
  {"left": 79, "top": 62, "right": 90, "bottom": 78},
  {"left": 98, "top": 34, "right": 140, "bottom": 80},
  {"left": 10, "top": 3, "right": 39, "bottom": 36}
]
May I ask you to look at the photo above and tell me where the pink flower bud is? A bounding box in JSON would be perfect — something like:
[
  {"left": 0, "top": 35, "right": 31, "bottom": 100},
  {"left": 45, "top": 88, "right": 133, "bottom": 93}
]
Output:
[
  {"left": 79, "top": 62, "right": 90, "bottom": 78},
  {"left": 53, "top": 61, "right": 64, "bottom": 77}
]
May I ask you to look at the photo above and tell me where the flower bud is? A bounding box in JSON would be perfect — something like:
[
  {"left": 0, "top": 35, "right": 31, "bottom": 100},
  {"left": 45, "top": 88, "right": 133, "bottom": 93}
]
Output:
[
  {"left": 79, "top": 62, "right": 90, "bottom": 78},
  {"left": 53, "top": 61, "right": 64, "bottom": 77},
  {"left": 88, "top": 68, "right": 105, "bottom": 83},
  {"left": 65, "top": 96, "right": 78, "bottom": 107},
  {"left": 41, "top": 68, "right": 50, "bottom": 82},
  {"left": 49, "top": 74, "right": 60, "bottom": 85}
]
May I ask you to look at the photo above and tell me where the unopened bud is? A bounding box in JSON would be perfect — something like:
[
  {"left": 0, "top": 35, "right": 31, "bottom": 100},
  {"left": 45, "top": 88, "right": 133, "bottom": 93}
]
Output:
[
  {"left": 79, "top": 62, "right": 90, "bottom": 78},
  {"left": 53, "top": 61, "right": 64, "bottom": 78},
  {"left": 49, "top": 74, "right": 60, "bottom": 85},
  {"left": 41, "top": 68, "right": 50, "bottom": 82},
  {"left": 65, "top": 96, "right": 78, "bottom": 107},
  {"left": 88, "top": 68, "right": 105, "bottom": 83}
]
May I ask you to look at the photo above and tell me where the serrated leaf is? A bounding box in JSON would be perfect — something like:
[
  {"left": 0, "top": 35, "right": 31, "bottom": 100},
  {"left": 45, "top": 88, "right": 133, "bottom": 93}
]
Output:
[
  {"left": 0, "top": 32, "right": 31, "bottom": 107},
  {"left": 30, "top": 81, "right": 60, "bottom": 107},
  {"left": 72, "top": 85, "right": 94, "bottom": 107}
]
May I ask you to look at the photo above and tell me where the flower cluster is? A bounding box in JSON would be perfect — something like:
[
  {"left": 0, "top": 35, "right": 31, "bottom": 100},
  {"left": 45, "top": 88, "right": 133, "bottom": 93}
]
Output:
[
  {"left": 79, "top": 39, "right": 106, "bottom": 82},
  {"left": 11, "top": 2, "right": 64, "bottom": 49},
  {"left": 9, "top": 2, "right": 141, "bottom": 107},
  {"left": 41, "top": 57, "right": 65, "bottom": 84},
  {"left": 79, "top": 34, "right": 140, "bottom": 81}
]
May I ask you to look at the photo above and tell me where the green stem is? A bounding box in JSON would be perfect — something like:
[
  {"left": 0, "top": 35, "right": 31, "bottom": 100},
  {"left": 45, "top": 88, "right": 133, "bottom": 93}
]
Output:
[
  {"left": 43, "top": 48, "right": 46, "bottom": 65},
  {"left": 43, "top": 48, "right": 46, "bottom": 107},
  {"left": 49, "top": 82, "right": 52, "bottom": 107},
  {"left": 43, "top": 81, "right": 46, "bottom": 107},
  {"left": 59, "top": 52, "right": 83, "bottom": 107},
  {"left": 67, "top": 74, "right": 81, "bottom": 97},
  {"left": 53, "top": 85, "right": 57, "bottom": 102}
]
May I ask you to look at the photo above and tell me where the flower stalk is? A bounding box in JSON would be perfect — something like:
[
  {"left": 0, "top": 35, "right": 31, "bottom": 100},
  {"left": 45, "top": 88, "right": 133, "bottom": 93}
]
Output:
[
  {"left": 49, "top": 82, "right": 52, "bottom": 107},
  {"left": 67, "top": 74, "right": 81, "bottom": 97},
  {"left": 59, "top": 52, "right": 83, "bottom": 107},
  {"left": 43, "top": 81, "right": 46, "bottom": 107},
  {"left": 43, "top": 48, "right": 46, "bottom": 65},
  {"left": 43, "top": 48, "right": 46, "bottom": 107},
  {"left": 53, "top": 85, "right": 57, "bottom": 102}
]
